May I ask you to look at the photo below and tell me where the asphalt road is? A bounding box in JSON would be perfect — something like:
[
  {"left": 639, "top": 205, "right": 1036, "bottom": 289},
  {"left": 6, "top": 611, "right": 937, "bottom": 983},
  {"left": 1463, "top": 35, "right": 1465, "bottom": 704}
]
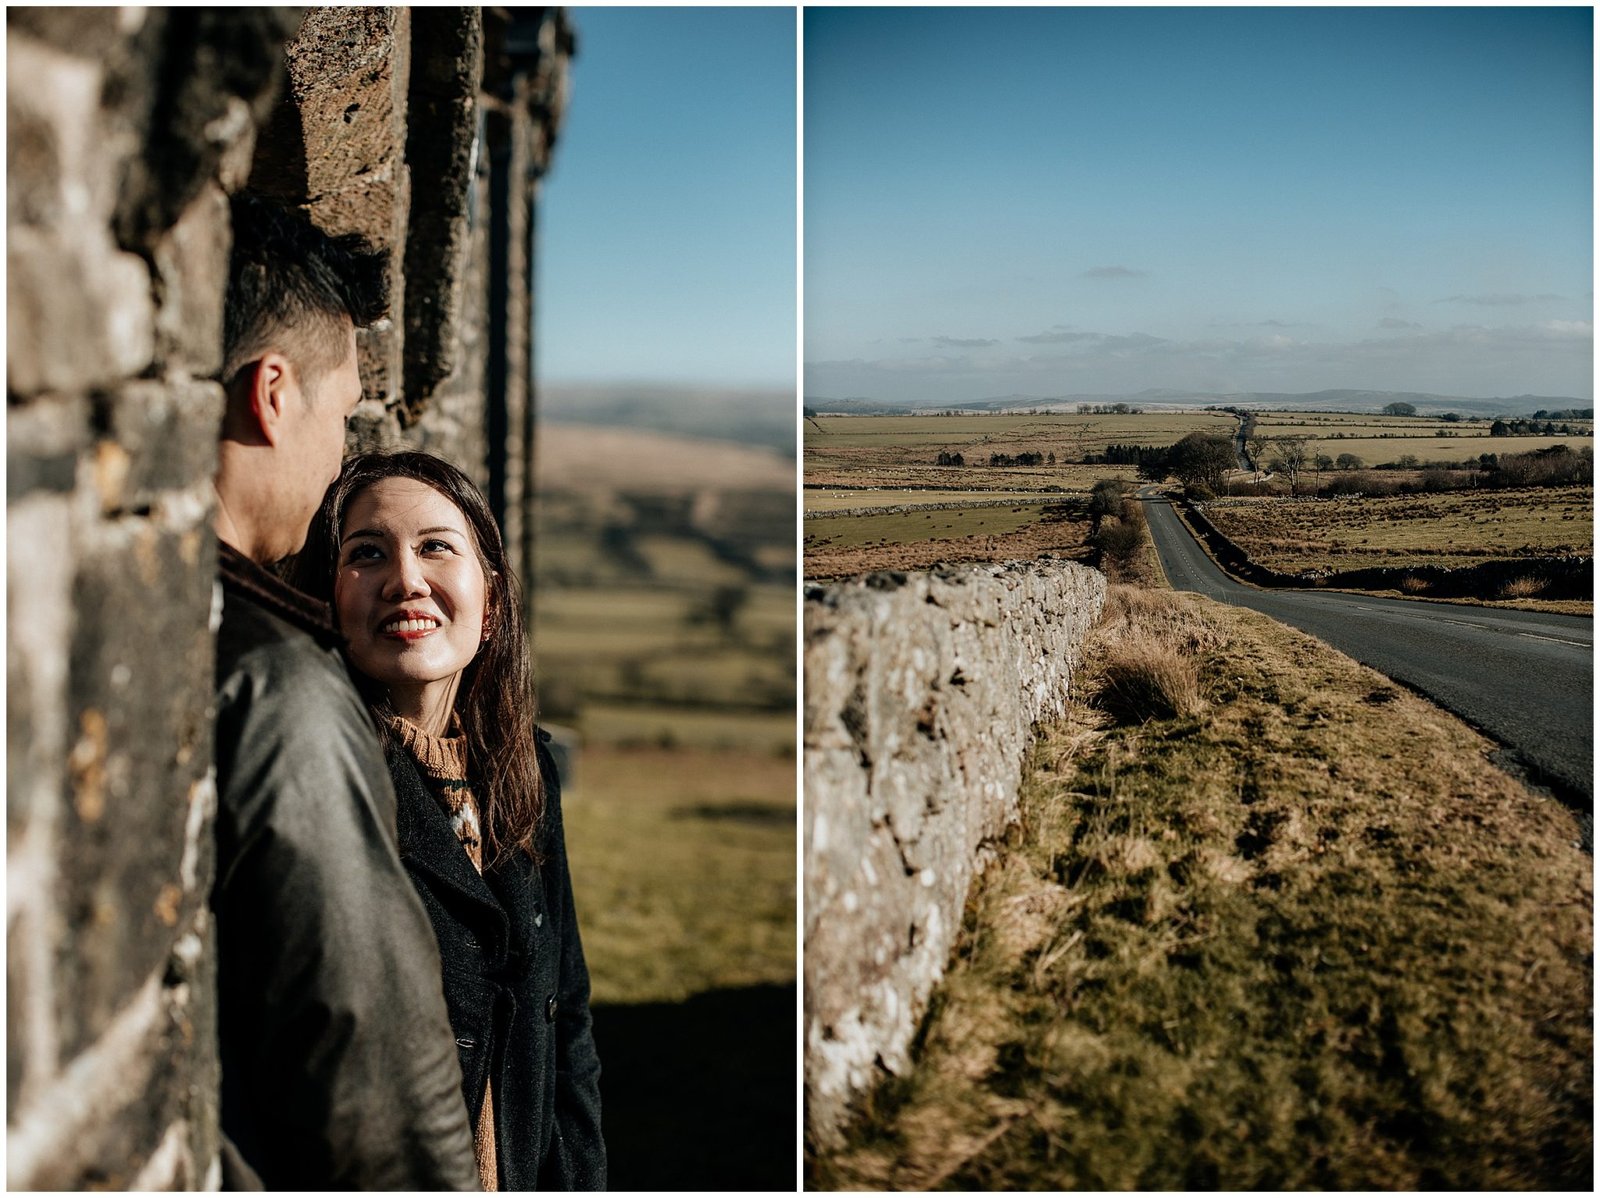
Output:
[{"left": 1139, "top": 490, "right": 1594, "bottom": 819}]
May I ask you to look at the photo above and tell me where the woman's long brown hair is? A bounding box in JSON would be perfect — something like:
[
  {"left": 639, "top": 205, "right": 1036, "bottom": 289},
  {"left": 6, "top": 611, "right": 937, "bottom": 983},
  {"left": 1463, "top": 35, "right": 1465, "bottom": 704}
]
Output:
[{"left": 296, "top": 451, "right": 545, "bottom": 866}]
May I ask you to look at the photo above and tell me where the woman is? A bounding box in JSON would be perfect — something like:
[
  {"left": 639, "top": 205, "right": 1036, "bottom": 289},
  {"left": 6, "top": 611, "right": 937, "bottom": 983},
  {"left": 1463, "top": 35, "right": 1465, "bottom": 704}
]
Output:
[{"left": 298, "top": 451, "right": 606, "bottom": 1192}]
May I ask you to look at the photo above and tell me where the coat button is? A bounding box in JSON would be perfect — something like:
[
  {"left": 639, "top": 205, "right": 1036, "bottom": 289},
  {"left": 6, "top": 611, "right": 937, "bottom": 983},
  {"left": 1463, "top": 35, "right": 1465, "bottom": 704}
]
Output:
[
  {"left": 456, "top": 1037, "right": 476, "bottom": 1049},
  {"left": 545, "top": 995, "right": 558, "bottom": 1022},
  {"left": 464, "top": 932, "right": 480, "bottom": 949},
  {"left": 533, "top": 912, "right": 543, "bottom": 928}
]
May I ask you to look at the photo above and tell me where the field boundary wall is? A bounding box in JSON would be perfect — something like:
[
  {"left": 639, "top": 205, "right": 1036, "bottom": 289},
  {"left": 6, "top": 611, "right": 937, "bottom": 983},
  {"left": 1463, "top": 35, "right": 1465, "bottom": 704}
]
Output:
[
  {"left": 803, "top": 560, "right": 1107, "bottom": 1148},
  {"left": 1182, "top": 500, "right": 1591, "bottom": 600}
]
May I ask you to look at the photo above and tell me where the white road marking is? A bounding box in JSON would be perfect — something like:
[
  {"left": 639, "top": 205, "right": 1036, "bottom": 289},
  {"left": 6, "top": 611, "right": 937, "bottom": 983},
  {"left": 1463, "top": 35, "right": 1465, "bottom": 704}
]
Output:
[{"left": 1517, "top": 632, "right": 1591, "bottom": 649}]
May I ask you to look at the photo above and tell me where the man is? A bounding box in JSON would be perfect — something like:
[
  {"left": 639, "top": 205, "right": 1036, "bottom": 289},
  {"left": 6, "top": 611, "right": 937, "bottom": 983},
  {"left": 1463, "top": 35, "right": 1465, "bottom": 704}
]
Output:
[{"left": 210, "top": 193, "right": 479, "bottom": 1190}]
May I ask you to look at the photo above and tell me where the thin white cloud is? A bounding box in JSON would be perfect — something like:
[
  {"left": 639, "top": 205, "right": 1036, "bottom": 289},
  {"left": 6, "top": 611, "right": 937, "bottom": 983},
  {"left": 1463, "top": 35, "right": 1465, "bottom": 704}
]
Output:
[
  {"left": 1432, "top": 293, "right": 1566, "bottom": 306},
  {"left": 1016, "top": 329, "right": 1099, "bottom": 344},
  {"left": 930, "top": 335, "right": 999, "bottom": 348},
  {"left": 1082, "top": 265, "right": 1146, "bottom": 279},
  {"left": 807, "top": 319, "right": 1591, "bottom": 400}
]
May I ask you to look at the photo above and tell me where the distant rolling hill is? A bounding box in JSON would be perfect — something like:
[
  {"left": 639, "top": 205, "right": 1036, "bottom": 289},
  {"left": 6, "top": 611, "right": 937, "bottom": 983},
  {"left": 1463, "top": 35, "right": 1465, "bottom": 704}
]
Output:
[
  {"left": 543, "top": 382, "right": 794, "bottom": 456},
  {"left": 810, "top": 389, "right": 1590, "bottom": 418},
  {"left": 536, "top": 422, "right": 794, "bottom": 495}
]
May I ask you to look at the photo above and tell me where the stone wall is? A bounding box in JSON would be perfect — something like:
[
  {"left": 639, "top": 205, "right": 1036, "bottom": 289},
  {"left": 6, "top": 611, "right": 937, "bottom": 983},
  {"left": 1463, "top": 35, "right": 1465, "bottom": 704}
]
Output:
[
  {"left": 6, "top": 7, "right": 570, "bottom": 1188},
  {"left": 803, "top": 560, "right": 1107, "bottom": 1148}
]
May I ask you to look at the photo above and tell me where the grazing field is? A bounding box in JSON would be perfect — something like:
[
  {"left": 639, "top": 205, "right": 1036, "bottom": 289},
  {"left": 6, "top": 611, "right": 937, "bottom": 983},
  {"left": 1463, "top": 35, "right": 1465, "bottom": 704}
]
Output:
[
  {"left": 805, "top": 410, "right": 1231, "bottom": 450},
  {"left": 805, "top": 457, "right": 1138, "bottom": 493},
  {"left": 563, "top": 745, "right": 795, "bottom": 1005},
  {"left": 812, "top": 589, "right": 1591, "bottom": 1191},
  {"left": 532, "top": 422, "right": 796, "bottom": 1006},
  {"left": 805, "top": 411, "right": 1229, "bottom": 492},
  {"left": 1248, "top": 411, "right": 1593, "bottom": 468},
  {"left": 1253, "top": 410, "right": 1593, "bottom": 437},
  {"left": 1268, "top": 435, "right": 1593, "bottom": 469},
  {"left": 803, "top": 503, "right": 1092, "bottom": 580},
  {"left": 804, "top": 488, "right": 1049, "bottom": 513},
  {"left": 802, "top": 411, "right": 1223, "bottom": 574},
  {"left": 1199, "top": 486, "right": 1592, "bottom": 574},
  {"left": 806, "top": 503, "right": 1054, "bottom": 549}
]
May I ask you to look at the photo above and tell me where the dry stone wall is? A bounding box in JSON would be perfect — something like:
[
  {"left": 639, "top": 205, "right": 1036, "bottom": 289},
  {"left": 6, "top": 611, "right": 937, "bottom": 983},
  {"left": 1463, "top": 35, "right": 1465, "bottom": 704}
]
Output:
[
  {"left": 7, "top": 7, "right": 570, "bottom": 1188},
  {"left": 803, "top": 560, "right": 1107, "bottom": 1148}
]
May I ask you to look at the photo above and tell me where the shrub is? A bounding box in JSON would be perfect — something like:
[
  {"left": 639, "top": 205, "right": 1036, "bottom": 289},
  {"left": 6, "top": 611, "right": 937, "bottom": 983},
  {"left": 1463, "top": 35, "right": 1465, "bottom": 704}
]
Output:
[{"left": 1092, "top": 519, "right": 1145, "bottom": 577}]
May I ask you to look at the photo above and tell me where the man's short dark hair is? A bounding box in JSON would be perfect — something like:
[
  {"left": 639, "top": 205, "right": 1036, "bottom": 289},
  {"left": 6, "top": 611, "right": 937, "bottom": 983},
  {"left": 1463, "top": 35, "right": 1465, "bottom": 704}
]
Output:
[{"left": 222, "top": 192, "right": 388, "bottom": 392}]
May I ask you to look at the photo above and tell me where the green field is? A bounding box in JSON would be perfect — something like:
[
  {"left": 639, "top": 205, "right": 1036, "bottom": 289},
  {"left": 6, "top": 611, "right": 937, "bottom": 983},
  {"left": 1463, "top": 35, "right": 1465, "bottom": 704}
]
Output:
[
  {"left": 1200, "top": 486, "right": 1592, "bottom": 573},
  {"left": 534, "top": 463, "right": 796, "bottom": 1010},
  {"left": 804, "top": 488, "right": 1049, "bottom": 513},
  {"left": 805, "top": 503, "right": 1054, "bottom": 551},
  {"left": 1249, "top": 411, "right": 1593, "bottom": 468},
  {"left": 805, "top": 411, "right": 1232, "bottom": 452},
  {"left": 564, "top": 745, "right": 795, "bottom": 1005}
]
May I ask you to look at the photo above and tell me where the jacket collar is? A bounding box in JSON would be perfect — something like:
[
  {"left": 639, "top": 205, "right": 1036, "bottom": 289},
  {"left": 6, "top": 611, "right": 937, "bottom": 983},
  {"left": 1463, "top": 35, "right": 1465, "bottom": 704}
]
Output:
[
  {"left": 217, "top": 541, "right": 341, "bottom": 648},
  {"left": 389, "top": 746, "right": 511, "bottom": 952}
]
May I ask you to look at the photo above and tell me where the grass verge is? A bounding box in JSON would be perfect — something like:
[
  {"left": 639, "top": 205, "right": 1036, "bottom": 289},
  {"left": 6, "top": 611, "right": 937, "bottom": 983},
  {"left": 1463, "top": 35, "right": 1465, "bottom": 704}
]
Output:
[{"left": 811, "top": 588, "right": 1591, "bottom": 1190}]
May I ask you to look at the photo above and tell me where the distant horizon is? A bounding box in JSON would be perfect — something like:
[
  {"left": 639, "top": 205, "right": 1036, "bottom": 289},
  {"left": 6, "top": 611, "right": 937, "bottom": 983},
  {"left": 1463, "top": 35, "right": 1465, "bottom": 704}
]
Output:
[{"left": 803, "top": 385, "right": 1593, "bottom": 404}]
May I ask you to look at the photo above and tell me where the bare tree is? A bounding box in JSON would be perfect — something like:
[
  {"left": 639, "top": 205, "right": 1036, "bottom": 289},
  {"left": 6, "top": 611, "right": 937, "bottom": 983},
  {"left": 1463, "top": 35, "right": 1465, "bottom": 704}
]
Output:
[{"left": 1272, "top": 435, "right": 1313, "bottom": 494}]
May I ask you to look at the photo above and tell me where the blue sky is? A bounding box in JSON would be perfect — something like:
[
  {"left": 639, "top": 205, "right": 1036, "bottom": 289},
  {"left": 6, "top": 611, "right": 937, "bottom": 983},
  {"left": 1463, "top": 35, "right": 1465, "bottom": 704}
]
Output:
[
  {"left": 538, "top": 7, "right": 795, "bottom": 388},
  {"left": 805, "top": 6, "right": 1593, "bottom": 402}
]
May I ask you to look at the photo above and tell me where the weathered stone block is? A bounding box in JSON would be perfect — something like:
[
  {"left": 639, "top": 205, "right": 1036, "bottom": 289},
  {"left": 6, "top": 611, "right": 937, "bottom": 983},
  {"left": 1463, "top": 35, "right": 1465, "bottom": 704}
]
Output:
[
  {"left": 282, "top": 6, "right": 409, "bottom": 191},
  {"left": 357, "top": 316, "right": 401, "bottom": 410},
  {"left": 104, "top": 9, "right": 299, "bottom": 254},
  {"left": 402, "top": 7, "right": 482, "bottom": 417},
  {"left": 8, "top": 940, "right": 211, "bottom": 1191},
  {"left": 55, "top": 511, "right": 216, "bottom": 1063},
  {"left": 6, "top": 7, "right": 138, "bottom": 60},
  {"left": 803, "top": 560, "right": 1106, "bottom": 1148},
  {"left": 152, "top": 185, "right": 230, "bottom": 377},
  {"left": 7, "top": 227, "right": 154, "bottom": 399},
  {"left": 7, "top": 394, "right": 90, "bottom": 501},
  {"left": 7, "top": 491, "right": 77, "bottom": 841},
  {"left": 6, "top": 32, "right": 107, "bottom": 230},
  {"left": 90, "top": 381, "right": 223, "bottom": 518}
]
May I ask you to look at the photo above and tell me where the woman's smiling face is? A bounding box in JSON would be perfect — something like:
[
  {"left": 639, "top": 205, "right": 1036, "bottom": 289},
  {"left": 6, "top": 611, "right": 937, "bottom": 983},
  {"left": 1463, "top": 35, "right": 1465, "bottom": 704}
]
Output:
[{"left": 335, "top": 476, "right": 489, "bottom": 727}]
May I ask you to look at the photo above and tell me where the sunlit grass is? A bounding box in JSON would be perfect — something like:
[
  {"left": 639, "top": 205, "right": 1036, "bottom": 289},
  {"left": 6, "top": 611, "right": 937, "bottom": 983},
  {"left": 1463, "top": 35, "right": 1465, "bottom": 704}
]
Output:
[
  {"left": 814, "top": 591, "right": 1591, "bottom": 1191},
  {"left": 564, "top": 745, "right": 795, "bottom": 1005}
]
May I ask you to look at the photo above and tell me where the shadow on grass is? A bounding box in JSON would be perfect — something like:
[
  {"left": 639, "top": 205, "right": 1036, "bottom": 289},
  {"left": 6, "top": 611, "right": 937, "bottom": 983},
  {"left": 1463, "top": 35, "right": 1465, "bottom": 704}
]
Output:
[{"left": 592, "top": 981, "right": 795, "bottom": 1191}]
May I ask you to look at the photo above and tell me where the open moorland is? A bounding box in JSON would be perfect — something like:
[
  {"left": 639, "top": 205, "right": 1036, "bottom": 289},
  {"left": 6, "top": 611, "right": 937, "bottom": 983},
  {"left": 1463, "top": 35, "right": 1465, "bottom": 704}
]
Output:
[
  {"left": 802, "top": 409, "right": 1593, "bottom": 611},
  {"left": 803, "top": 411, "right": 1229, "bottom": 578},
  {"left": 1246, "top": 409, "right": 1593, "bottom": 471},
  {"left": 1200, "top": 487, "right": 1592, "bottom": 574},
  {"left": 805, "top": 411, "right": 1231, "bottom": 494},
  {"left": 804, "top": 500, "right": 1093, "bottom": 579},
  {"left": 533, "top": 422, "right": 795, "bottom": 1001},
  {"left": 812, "top": 587, "right": 1592, "bottom": 1191}
]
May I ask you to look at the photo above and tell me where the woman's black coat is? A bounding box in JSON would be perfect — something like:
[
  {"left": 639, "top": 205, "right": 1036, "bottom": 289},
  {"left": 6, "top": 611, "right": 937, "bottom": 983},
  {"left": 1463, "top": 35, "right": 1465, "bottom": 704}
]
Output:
[{"left": 389, "top": 732, "right": 606, "bottom": 1190}]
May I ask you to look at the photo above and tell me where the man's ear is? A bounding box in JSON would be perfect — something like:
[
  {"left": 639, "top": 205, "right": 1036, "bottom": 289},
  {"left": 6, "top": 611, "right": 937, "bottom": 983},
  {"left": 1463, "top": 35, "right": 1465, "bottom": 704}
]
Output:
[{"left": 244, "top": 351, "right": 298, "bottom": 448}]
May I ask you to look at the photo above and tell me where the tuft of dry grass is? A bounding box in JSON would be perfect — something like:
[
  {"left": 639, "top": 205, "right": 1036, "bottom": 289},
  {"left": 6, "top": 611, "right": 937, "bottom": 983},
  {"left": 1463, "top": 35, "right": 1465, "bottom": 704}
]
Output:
[
  {"left": 811, "top": 592, "right": 1591, "bottom": 1192},
  {"left": 1096, "top": 633, "right": 1204, "bottom": 722},
  {"left": 1088, "top": 586, "right": 1224, "bottom": 723},
  {"left": 1498, "top": 574, "right": 1548, "bottom": 599}
]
